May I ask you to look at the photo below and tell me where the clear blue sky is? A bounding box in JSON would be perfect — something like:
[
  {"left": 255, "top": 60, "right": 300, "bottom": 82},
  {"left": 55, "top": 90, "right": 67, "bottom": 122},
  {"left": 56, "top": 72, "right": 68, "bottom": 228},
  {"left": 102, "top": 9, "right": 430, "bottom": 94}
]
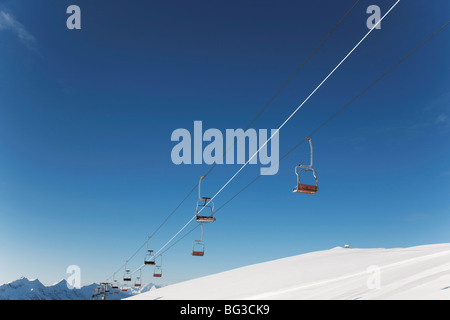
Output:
[{"left": 0, "top": 0, "right": 448, "bottom": 287}]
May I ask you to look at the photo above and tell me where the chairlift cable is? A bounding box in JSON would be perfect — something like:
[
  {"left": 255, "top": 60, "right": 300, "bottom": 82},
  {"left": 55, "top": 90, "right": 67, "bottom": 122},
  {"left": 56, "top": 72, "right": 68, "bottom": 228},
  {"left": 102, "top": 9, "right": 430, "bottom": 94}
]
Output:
[
  {"left": 216, "top": 19, "right": 450, "bottom": 214},
  {"left": 103, "top": 0, "right": 360, "bottom": 283},
  {"left": 129, "top": 0, "right": 400, "bottom": 276},
  {"left": 201, "top": 0, "right": 361, "bottom": 180},
  {"left": 139, "top": 19, "right": 450, "bottom": 269},
  {"left": 103, "top": 182, "right": 197, "bottom": 282}
]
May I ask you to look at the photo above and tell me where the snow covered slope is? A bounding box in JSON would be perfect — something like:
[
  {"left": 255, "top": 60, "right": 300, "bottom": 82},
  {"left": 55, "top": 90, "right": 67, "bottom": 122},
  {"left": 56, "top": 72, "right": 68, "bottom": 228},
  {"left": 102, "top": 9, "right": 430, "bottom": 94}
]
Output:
[{"left": 127, "top": 243, "right": 450, "bottom": 300}]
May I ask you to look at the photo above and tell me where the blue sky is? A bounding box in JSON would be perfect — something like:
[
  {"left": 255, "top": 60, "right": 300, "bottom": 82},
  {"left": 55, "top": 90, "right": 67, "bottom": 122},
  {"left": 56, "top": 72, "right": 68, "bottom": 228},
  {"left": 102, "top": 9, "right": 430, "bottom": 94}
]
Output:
[{"left": 0, "top": 0, "right": 449, "bottom": 287}]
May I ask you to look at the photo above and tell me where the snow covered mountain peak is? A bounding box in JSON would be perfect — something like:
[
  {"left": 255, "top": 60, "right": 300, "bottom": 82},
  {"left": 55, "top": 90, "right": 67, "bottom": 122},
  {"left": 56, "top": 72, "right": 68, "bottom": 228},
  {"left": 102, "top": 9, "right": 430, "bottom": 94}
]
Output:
[{"left": 0, "top": 277, "right": 160, "bottom": 300}]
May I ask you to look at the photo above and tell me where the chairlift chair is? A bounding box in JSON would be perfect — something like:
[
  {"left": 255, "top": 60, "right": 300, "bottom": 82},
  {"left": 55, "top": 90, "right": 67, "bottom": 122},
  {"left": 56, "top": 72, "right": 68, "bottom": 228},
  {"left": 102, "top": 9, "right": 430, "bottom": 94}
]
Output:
[
  {"left": 144, "top": 236, "right": 156, "bottom": 265},
  {"left": 123, "top": 272, "right": 132, "bottom": 282},
  {"left": 196, "top": 176, "right": 216, "bottom": 223},
  {"left": 153, "top": 268, "right": 162, "bottom": 277},
  {"left": 293, "top": 138, "right": 318, "bottom": 194},
  {"left": 134, "top": 270, "right": 142, "bottom": 287},
  {"left": 123, "top": 261, "right": 132, "bottom": 282},
  {"left": 153, "top": 255, "right": 163, "bottom": 278},
  {"left": 192, "top": 224, "right": 205, "bottom": 256},
  {"left": 112, "top": 275, "right": 119, "bottom": 289}
]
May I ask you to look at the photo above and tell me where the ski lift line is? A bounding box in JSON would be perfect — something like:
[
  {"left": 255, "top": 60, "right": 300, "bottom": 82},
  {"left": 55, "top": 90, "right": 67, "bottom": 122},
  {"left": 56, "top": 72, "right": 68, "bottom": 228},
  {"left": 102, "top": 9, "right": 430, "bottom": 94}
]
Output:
[
  {"left": 103, "top": 240, "right": 147, "bottom": 283},
  {"left": 200, "top": 0, "right": 361, "bottom": 180},
  {"left": 103, "top": 182, "right": 198, "bottom": 283},
  {"left": 130, "top": 19, "right": 448, "bottom": 278},
  {"left": 101, "top": 0, "right": 361, "bottom": 283},
  {"left": 277, "top": 21, "right": 450, "bottom": 166},
  {"left": 130, "top": 1, "right": 400, "bottom": 276},
  {"left": 108, "top": 0, "right": 403, "bottom": 283},
  {"left": 132, "top": 181, "right": 214, "bottom": 274},
  {"left": 134, "top": 0, "right": 364, "bottom": 244},
  {"left": 131, "top": 224, "right": 201, "bottom": 276},
  {"left": 131, "top": 214, "right": 198, "bottom": 274},
  {"left": 216, "top": 20, "right": 450, "bottom": 213},
  {"left": 198, "top": 0, "right": 401, "bottom": 210}
]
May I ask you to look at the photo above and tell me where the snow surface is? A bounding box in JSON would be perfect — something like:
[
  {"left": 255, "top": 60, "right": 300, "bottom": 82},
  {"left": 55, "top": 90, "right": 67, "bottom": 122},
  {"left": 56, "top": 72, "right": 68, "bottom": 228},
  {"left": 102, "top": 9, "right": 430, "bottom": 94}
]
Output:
[{"left": 127, "top": 243, "right": 450, "bottom": 300}]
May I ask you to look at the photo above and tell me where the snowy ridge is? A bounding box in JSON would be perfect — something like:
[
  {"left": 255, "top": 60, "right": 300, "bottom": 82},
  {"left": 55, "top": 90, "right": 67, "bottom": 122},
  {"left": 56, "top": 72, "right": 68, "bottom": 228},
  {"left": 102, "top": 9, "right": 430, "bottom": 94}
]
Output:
[
  {"left": 127, "top": 243, "right": 450, "bottom": 300},
  {"left": 0, "top": 277, "right": 97, "bottom": 300},
  {"left": 0, "top": 277, "right": 159, "bottom": 300}
]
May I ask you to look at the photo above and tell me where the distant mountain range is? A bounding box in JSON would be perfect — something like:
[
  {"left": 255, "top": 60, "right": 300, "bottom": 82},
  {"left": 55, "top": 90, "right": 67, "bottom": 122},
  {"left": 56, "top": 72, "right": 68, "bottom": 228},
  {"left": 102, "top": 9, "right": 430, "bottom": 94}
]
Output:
[{"left": 0, "top": 277, "right": 159, "bottom": 300}]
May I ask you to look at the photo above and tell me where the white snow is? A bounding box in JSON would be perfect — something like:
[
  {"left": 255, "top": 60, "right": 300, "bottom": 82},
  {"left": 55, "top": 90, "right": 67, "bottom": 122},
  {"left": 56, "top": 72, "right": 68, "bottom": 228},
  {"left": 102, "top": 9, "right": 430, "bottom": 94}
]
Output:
[{"left": 127, "top": 243, "right": 450, "bottom": 300}]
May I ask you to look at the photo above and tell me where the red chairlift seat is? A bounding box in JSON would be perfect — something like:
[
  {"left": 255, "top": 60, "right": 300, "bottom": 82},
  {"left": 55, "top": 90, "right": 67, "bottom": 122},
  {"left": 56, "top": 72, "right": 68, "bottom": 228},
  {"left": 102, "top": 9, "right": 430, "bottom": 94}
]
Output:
[
  {"left": 293, "top": 138, "right": 318, "bottom": 195},
  {"left": 192, "top": 250, "right": 204, "bottom": 256},
  {"left": 293, "top": 183, "right": 318, "bottom": 194},
  {"left": 192, "top": 225, "right": 205, "bottom": 256},
  {"left": 134, "top": 271, "right": 142, "bottom": 287},
  {"left": 153, "top": 255, "right": 163, "bottom": 277}
]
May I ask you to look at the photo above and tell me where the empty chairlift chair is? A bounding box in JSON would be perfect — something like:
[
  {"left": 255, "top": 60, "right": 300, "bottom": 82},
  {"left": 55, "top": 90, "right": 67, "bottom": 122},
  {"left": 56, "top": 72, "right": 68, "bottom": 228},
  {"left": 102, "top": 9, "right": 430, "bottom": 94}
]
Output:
[
  {"left": 123, "top": 271, "right": 132, "bottom": 282},
  {"left": 196, "top": 176, "right": 216, "bottom": 223},
  {"left": 112, "top": 273, "right": 119, "bottom": 289},
  {"left": 123, "top": 261, "right": 132, "bottom": 282},
  {"left": 144, "top": 251, "right": 156, "bottom": 265},
  {"left": 192, "top": 224, "right": 205, "bottom": 256},
  {"left": 293, "top": 138, "right": 318, "bottom": 194},
  {"left": 144, "top": 236, "right": 156, "bottom": 265},
  {"left": 134, "top": 270, "right": 142, "bottom": 287},
  {"left": 153, "top": 255, "right": 163, "bottom": 278}
]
